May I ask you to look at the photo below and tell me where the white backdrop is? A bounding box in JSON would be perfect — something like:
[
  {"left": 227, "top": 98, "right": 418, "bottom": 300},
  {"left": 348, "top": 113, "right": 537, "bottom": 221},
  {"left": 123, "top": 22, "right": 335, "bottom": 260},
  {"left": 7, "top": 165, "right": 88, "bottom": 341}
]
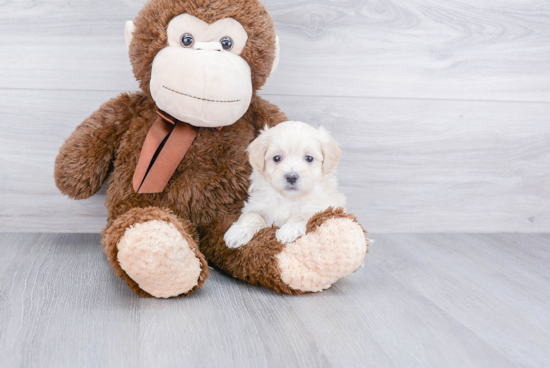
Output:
[{"left": 0, "top": 0, "right": 549, "bottom": 233}]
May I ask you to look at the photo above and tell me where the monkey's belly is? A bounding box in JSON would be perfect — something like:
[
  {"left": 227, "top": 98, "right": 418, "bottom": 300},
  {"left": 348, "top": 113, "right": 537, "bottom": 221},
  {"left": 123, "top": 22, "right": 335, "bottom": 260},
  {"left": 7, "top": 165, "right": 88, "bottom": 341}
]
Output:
[
  {"left": 106, "top": 117, "right": 254, "bottom": 227},
  {"left": 107, "top": 160, "right": 249, "bottom": 228},
  {"left": 172, "top": 152, "right": 250, "bottom": 224}
]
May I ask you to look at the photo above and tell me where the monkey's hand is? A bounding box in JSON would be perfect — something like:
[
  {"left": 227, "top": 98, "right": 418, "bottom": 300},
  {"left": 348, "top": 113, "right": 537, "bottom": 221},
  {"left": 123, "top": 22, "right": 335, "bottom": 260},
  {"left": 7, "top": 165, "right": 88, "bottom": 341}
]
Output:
[{"left": 54, "top": 93, "right": 139, "bottom": 200}]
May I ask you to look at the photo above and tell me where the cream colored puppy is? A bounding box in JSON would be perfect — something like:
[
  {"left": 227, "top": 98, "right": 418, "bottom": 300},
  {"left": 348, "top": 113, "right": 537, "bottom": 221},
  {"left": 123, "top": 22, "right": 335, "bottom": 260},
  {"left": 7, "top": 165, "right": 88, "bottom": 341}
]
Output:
[{"left": 224, "top": 121, "right": 346, "bottom": 248}]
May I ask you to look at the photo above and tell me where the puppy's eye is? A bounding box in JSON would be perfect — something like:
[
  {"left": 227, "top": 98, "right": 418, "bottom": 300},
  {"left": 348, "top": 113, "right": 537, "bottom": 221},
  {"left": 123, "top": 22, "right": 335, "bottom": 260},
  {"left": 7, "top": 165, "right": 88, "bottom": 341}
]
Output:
[
  {"left": 273, "top": 156, "right": 282, "bottom": 163},
  {"left": 220, "top": 36, "right": 234, "bottom": 51},
  {"left": 181, "top": 33, "right": 195, "bottom": 48},
  {"left": 305, "top": 156, "right": 314, "bottom": 163}
]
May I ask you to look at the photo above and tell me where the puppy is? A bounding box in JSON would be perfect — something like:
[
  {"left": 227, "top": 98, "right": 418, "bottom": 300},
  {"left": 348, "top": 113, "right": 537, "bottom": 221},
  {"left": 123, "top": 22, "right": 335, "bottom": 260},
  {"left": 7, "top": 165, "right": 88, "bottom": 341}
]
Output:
[{"left": 224, "top": 121, "right": 346, "bottom": 248}]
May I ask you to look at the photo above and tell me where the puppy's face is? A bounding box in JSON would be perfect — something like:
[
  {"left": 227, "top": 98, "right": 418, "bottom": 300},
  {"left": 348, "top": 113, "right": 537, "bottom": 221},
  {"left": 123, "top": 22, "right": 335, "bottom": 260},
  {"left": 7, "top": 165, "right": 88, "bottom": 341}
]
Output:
[{"left": 247, "top": 121, "right": 341, "bottom": 198}]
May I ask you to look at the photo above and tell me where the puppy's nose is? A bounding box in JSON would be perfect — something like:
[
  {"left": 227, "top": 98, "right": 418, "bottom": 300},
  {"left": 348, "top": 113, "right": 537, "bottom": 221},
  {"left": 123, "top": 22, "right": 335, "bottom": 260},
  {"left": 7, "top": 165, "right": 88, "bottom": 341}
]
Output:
[{"left": 285, "top": 173, "right": 299, "bottom": 185}]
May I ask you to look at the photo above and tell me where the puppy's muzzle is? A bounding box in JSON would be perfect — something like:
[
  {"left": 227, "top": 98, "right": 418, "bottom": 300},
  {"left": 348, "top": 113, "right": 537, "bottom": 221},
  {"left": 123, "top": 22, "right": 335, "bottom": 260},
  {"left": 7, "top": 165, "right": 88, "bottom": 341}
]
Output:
[{"left": 285, "top": 173, "right": 299, "bottom": 185}]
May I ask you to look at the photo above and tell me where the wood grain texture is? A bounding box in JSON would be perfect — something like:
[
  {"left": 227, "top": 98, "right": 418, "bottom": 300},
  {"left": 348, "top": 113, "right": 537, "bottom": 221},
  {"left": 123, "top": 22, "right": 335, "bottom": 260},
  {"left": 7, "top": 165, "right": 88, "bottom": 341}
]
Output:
[
  {"left": 0, "top": 233, "right": 549, "bottom": 368},
  {"left": 0, "top": 0, "right": 549, "bottom": 101},
  {"left": 1, "top": 90, "right": 549, "bottom": 233}
]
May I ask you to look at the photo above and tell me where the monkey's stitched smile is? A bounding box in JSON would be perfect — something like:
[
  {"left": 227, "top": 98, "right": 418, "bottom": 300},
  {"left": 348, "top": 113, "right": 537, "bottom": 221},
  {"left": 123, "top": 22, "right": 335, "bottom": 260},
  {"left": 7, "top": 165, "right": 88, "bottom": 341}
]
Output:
[{"left": 163, "top": 86, "right": 241, "bottom": 103}]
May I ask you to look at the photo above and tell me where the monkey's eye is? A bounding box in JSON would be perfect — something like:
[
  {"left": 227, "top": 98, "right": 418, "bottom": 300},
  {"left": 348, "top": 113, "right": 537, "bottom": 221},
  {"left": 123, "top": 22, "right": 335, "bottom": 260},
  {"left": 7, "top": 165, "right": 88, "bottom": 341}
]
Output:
[
  {"left": 181, "top": 33, "right": 195, "bottom": 48},
  {"left": 273, "top": 156, "right": 282, "bottom": 163},
  {"left": 220, "top": 36, "right": 234, "bottom": 51},
  {"left": 305, "top": 156, "right": 314, "bottom": 163}
]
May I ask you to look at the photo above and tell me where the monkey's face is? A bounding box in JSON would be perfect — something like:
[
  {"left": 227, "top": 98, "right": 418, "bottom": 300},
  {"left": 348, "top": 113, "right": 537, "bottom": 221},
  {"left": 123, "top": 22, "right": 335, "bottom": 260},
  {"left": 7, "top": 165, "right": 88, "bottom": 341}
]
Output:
[
  {"left": 127, "top": 0, "right": 280, "bottom": 128},
  {"left": 146, "top": 14, "right": 253, "bottom": 128}
]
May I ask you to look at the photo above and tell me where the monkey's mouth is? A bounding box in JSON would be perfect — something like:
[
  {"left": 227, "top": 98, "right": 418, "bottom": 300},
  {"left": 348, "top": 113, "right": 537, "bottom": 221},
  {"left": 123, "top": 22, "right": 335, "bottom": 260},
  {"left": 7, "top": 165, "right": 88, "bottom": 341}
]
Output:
[{"left": 163, "top": 86, "right": 241, "bottom": 103}]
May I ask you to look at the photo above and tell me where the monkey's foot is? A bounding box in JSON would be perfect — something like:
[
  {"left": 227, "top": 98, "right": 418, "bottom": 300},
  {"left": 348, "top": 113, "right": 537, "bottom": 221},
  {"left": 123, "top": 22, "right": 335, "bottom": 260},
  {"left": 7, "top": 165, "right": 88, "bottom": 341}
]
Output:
[
  {"left": 117, "top": 220, "right": 203, "bottom": 298},
  {"left": 276, "top": 209, "right": 368, "bottom": 292},
  {"left": 102, "top": 207, "right": 208, "bottom": 298}
]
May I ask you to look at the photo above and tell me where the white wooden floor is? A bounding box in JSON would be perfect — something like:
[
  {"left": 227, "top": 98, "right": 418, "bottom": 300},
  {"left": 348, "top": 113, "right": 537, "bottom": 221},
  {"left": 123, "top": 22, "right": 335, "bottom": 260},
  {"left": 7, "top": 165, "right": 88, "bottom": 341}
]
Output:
[{"left": 0, "top": 233, "right": 549, "bottom": 368}]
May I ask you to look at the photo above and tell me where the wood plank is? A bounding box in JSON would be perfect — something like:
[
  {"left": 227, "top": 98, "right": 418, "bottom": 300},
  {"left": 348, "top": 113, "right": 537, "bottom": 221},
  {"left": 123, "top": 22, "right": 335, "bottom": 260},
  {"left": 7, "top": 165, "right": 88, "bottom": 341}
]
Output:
[
  {"left": 1, "top": 233, "right": 549, "bottom": 367},
  {"left": 0, "top": 0, "right": 549, "bottom": 101},
  {"left": 371, "top": 233, "right": 550, "bottom": 367},
  {"left": 0, "top": 233, "right": 367, "bottom": 368},
  {"left": 0, "top": 233, "right": 141, "bottom": 368},
  {"left": 1, "top": 89, "right": 549, "bottom": 233}
]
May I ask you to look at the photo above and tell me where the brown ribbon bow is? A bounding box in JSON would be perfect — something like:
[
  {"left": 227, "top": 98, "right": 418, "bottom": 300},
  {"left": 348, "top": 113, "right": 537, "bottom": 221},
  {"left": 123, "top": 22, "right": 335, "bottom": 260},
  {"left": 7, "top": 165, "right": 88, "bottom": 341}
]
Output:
[{"left": 133, "top": 111, "right": 199, "bottom": 194}]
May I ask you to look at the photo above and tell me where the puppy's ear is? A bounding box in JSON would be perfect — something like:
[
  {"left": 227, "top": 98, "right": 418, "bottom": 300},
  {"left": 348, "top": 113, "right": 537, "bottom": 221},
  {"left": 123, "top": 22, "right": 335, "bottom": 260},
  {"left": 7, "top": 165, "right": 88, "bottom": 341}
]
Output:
[
  {"left": 318, "top": 126, "right": 341, "bottom": 175},
  {"left": 247, "top": 129, "right": 270, "bottom": 172}
]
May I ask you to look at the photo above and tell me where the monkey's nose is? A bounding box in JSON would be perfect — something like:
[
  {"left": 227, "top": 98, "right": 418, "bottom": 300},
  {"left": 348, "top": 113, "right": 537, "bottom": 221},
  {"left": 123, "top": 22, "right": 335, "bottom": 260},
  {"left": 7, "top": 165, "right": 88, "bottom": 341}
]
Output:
[
  {"left": 285, "top": 173, "right": 299, "bottom": 185},
  {"left": 194, "top": 42, "right": 222, "bottom": 52}
]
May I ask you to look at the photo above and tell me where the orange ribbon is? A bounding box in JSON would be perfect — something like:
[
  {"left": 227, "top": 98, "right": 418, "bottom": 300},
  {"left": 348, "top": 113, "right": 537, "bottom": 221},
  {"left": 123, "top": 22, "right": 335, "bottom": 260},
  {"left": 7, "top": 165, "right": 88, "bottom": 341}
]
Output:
[{"left": 133, "top": 111, "right": 199, "bottom": 194}]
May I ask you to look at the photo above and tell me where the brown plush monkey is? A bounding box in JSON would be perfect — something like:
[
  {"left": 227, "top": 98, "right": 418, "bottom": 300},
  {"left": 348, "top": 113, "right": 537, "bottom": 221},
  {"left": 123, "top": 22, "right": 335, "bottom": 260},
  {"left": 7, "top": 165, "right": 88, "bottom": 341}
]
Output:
[{"left": 55, "top": 0, "right": 368, "bottom": 298}]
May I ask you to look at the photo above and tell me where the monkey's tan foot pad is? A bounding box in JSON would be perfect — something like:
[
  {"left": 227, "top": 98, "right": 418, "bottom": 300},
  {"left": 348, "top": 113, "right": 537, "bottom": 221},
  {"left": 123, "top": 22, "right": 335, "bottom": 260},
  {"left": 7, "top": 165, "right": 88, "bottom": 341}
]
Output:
[
  {"left": 276, "top": 218, "right": 368, "bottom": 292},
  {"left": 117, "top": 220, "right": 203, "bottom": 298}
]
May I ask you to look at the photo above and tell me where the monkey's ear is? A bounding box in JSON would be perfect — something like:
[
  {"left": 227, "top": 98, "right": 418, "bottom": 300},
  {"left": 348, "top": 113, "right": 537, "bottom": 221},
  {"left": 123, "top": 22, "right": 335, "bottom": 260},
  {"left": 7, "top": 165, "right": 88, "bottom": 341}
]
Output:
[
  {"left": 125, "top": 21, "right": 136, "bottom": 49},
  {"left": 247, "top": 129, "right": 270, "bottom": 172},
  {"left": 269, "top": 35, "right": 280, "bottom": 76}
]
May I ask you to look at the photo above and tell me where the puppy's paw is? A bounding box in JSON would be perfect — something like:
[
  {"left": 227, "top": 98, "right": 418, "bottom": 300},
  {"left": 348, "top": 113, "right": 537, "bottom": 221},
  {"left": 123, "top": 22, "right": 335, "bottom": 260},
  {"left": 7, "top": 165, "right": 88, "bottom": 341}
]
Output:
[
  {"left": 276, "top": 223, "right": 307, "bottom": 245},
  {"left": 224, "top": 224, "right": 257, "bottom": 249}
]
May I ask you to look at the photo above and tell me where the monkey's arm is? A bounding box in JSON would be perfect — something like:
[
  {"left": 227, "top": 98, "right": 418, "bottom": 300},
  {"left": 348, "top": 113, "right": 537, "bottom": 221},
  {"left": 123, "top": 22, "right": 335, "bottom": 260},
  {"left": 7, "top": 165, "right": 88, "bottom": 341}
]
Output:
[
  {"left": 249, "top": 95, "right": 288, "bottom": 132},
  {"left": 54, "top": 93, "right": 142, "bottom": 200}
]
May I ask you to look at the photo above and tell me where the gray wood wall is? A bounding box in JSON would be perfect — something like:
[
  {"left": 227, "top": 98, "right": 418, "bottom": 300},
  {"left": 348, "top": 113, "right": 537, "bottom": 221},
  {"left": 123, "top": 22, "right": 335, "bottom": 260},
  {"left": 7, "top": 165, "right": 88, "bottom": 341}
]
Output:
[{"left": 0, "top": 0, "right": 549, "bottom": 233}]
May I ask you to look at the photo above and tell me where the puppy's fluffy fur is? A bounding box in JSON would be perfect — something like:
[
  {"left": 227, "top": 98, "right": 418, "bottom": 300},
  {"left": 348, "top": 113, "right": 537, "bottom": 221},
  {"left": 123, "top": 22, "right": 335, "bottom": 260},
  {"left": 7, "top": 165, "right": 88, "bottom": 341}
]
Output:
[{"left": 224, "top": 121, "right": 346, "bottom": 248}]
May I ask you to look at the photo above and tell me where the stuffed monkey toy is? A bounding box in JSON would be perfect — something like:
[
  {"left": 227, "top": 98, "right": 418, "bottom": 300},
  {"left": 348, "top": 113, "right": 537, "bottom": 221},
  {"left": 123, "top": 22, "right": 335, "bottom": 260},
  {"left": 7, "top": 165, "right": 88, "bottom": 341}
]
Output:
[{"left": 55, "top": 0, "right": 368, "bottom": 298}]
